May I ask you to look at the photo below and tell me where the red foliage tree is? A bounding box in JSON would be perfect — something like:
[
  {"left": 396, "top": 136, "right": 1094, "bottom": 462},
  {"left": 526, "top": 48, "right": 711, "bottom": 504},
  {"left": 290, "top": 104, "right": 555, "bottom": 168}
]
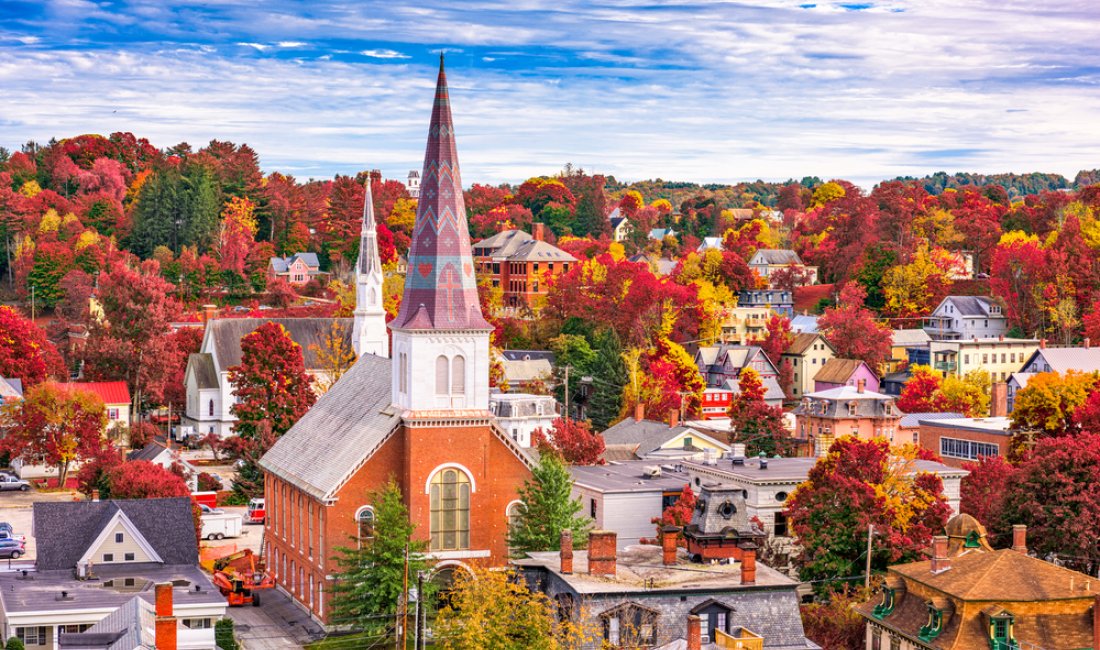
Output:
[
  {"left": 0, "top": 305, "right": 66, "bottom": 386},
  {"left": 3, "top": 383, "right": 107, "bottom": 486},
  {"left": 959, "top": 455, "right": 1015, "bottom": 533},
  {"left": 75, "top": 443, "right": 125, "bottom": 497},
  {"left": 228, "top": 322, "right": 316, "bottom": 440},
  {"left": 106, "top": 460, "right": 191, "bottom": 499},
  {"left": 989, "top": 234, "right": 1049, "bottom": 336},
  {"left": 532, "top": 418, "right": 605, "bottom": 466},
  {"left": 1072, "top": 389, "right": 1100, "bottom": 434},
  {"left": 817, "top": 283, "right": 892, "bottom": 371},
  {"left": 651, "top": 484, "right": 696, "bottom": 537},
  {"left": 896, "top": 366, "right": 945, "bottom": 413}
]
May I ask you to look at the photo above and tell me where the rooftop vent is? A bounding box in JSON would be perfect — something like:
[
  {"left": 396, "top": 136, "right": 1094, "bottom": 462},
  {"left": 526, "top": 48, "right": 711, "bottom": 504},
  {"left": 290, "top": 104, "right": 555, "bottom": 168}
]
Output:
[{"left": 642, "top": 465, "right": 662, "bottom": 479}]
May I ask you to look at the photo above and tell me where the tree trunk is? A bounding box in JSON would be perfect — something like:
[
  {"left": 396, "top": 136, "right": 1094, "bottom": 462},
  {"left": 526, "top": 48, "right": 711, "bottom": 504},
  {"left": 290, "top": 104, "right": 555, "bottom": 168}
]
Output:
[{"left": 58, "top": 461, "right": 69, "bottom": 489}]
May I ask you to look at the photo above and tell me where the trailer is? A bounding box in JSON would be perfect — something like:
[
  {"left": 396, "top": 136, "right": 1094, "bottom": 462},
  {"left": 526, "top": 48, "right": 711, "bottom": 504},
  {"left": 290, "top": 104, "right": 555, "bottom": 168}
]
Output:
[{"left": 201, "top": 512, "right": 243, "bottom": 540}]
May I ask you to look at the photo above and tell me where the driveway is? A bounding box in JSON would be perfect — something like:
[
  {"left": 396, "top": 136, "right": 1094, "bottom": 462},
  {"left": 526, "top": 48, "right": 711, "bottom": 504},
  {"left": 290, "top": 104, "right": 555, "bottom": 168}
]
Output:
[
  {"left": 227, "top": 586, "right": 325, "bottom": 649},
  {"left": 0, "top": 487, "right": 83, "bottom": 564}
]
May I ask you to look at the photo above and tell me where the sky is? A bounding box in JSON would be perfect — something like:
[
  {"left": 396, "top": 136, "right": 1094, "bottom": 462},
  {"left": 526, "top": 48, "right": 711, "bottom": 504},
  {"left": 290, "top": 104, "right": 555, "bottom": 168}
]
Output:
[{"left": 0, "top": 0, "right": 1098, "bottom": 187}]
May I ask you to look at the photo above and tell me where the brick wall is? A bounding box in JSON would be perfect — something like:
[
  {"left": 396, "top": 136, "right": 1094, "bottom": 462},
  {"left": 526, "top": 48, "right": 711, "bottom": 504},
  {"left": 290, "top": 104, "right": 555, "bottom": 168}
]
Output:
[{"left": 918, "top": 422, "right": 1009, "bottom": 469}]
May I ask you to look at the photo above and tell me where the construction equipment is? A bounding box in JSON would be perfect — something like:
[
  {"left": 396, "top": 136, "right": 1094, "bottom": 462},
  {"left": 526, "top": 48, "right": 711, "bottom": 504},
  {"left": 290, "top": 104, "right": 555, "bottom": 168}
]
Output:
[{"left": 211, "top": 548, "right": 274, "bottom": 607}]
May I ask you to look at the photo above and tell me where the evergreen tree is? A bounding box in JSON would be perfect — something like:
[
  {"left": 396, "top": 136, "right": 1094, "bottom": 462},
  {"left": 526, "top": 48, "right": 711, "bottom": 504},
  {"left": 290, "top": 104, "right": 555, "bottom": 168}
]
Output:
[
  {"left": 328, "top": 479, "right": 433, "bottom": 635},
  {"left": 180, "top": 164, "right": 221, "bottom": 252},
  {"left": 130, "top": 169, "right": 180, "bottom": 258},
  {"left": 508, "top": 454, "right": 592, "bottom": 555},
  {"left": 587, "top": 329, "right": 627, "bottom": 430}
]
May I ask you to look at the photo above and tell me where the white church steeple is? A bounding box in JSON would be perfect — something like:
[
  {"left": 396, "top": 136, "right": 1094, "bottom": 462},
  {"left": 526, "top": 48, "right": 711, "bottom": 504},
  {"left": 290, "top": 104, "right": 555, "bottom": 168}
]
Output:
[{"left": 352, "top": 179, "right": 389, "bottom": 358}]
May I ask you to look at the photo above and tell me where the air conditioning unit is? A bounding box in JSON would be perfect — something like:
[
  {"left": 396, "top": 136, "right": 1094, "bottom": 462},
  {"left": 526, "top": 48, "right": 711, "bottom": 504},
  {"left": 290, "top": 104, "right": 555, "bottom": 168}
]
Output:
[{"left": 642, "top": 466, "right": 662, "bottom": 479}]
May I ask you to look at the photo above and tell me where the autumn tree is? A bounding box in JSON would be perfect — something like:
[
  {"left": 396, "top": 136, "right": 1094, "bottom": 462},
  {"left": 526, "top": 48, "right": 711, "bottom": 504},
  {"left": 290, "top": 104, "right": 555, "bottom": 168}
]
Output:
[
  {"left": 508, "top": 453, "right": 592, "bottom": 555},
  {"left": 1009, "top": 370, "right": 1097, "bottom": 438},
  {"left": 817, "top": 283, "right": 892, "bottom": 371},
  {"left": 958, "top": 455, "right": 1015, "bottom": 533},
  {"left": 652, "top": 484, "right": 696, "bottom": 537},
  {"left": 800, "top": 584, "right": 874, "bottom": 650},
  {"left": 786, "top": 437, "right": 951, "bottom": 588},
  {"left": 532, "top": 418, "right": 605, "bottom": 466},
  {"left": 218, "top": 196, "right": 257, "bottom": 277},
  {"left": 228, "top": 321, "right": 316, "bottom": 440},
  {"left": 0, "top": 305, "right": 66, "bottom": 386},
  {"left": 328, "top": 478, "right": 432, "bottom": 636},
  {"left": 729, "top": 368, "right": 796, "bottom": 457},
  {"left": 308, "top": 320, "right": 356, "bottom": 394},
  {"left": 3, "top": 383, "right": 106, "bottom": 486},
  {"left": 897, "top": 365, "right": 945, "bottom": 413},
  {"left": 105, "top": 460, "right": 191, "bottom": 499}
]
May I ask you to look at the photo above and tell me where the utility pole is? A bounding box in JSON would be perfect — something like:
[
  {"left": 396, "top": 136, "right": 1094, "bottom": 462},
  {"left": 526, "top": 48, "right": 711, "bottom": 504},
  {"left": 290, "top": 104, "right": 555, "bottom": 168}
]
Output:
[
  {"left": 416, "top": 571, "right": 426, "bottom": 650},
  {"left": 399, "top": 544, "right": 409, "bottom": 649},
  {"left": 562, "top": 365, "right": 572, "bottom": 420},
  {"left": 865, "top": 523, "right": 874, "bottom": 589},
  {"left": 30, "top": 284, "right": 35, "bottom": 321}
]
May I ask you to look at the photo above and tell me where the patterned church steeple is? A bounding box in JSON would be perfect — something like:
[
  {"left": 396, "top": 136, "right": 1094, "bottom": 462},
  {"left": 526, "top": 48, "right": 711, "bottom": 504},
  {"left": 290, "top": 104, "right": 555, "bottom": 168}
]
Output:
[{"left": 352, "top": 179, "right": 388, "bottom": 357}]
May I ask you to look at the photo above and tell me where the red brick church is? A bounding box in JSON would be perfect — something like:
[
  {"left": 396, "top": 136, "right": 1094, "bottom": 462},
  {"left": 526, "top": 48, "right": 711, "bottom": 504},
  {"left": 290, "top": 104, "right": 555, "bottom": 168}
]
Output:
[{"left": 259, "top": 59, "right": 534, "bottom": 624}]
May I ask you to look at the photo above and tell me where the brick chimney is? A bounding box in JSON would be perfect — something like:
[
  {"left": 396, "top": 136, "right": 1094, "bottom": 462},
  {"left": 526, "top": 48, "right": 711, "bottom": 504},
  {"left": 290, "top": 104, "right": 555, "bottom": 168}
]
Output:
[
  {"left": 1040, "top": 338, "right": 1047, "bottom": 349},
  {"left": 1012, "top": 524, "right": 1027, "bottom": 553},
  {"left": 669, "top": 409, "right": 680, "bottom": 429},
  {"left": 687, "top": 615, "right": 702, "bottom": 650},
  {"left": 990, "top": 382, "right": 1008, "bottom": 418},
  {"left": 201, "top": 304, "right": 218, "bottom": 323},
  {"left": 740, "top": 542, "right": 757, "bottom": 585},
  {"left": 857, "top": 378, "right": 866, "bottom": 394},
  {"left": 154, "top": 582, "right": 177, "bottom": 650},
  {"left": 91, "top": 489, "right": 100, "bottom": 502},
  {"left": 634, "top": 403, "right": 645, "bottom": 422},
  {"left": 588, "top": 531, "right": 617, "bottom": 577},
  {"left": 533, "top": 222, "right": 547, "bottom": 242},
  {"left": 930, "top": 535, "right": 950, "bottom": 574},
  {"left": 662, "top": 526, "right": 680, "bottom": 566},
  {"left": 560, "top": 529, "right": 573, "bottom": 575},
  {"left": 1086, "top": 338, "right": 1092, "bottom": 350}
]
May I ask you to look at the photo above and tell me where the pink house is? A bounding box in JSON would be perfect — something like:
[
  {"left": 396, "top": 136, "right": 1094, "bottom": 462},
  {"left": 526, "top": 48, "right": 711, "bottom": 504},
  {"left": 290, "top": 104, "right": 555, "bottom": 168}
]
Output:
[
  {"left": 813, "top": 358, "right": 880, "bottom": 394},
  {"left": 268, "top": 253, "right": 325, "bottom": 286}
]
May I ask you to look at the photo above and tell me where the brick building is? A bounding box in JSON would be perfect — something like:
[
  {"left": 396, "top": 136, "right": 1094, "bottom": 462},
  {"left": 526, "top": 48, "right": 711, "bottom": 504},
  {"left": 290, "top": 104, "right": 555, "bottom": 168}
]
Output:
[
  {"left": 258, "top": 61, "right": 533, "bottom": 625},
  {"left": 792, "top": 382, "right": 903, "bottom": 455},
  {"left": 472, "top": 225, "right": 576, "bottom": 310}
]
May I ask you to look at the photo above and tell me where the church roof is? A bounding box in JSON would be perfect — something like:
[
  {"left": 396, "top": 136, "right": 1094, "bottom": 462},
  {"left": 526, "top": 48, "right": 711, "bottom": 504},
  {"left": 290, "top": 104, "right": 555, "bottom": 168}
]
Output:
[
  {"left": 391, "top": 57, "right": 492, "bottom": 332},
  {"left": 358, "top": 180, "right": 382, "bottom": 276},
  {"left": 206, "top": 317, "right": 350, "bottom": 372}
]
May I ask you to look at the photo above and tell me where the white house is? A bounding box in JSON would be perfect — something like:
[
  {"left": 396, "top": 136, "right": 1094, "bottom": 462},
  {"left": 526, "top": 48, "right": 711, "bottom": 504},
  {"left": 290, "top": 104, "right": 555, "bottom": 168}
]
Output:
[
  {"left": 488, "top": 392, "right": 559, "bottom": 447},
  {"left": 923, "top": 296, "right": 1008, "bottom": 341},
  {"left": 747, "top": 249, "right": 818, "bottom": 287},
  {"left": 569, "top": 461, "right": 693, "bottom": 549}
]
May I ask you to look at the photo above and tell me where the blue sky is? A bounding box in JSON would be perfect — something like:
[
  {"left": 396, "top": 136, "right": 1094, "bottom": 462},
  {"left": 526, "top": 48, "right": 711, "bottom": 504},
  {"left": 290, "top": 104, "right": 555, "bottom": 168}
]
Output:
[{"left": 1, "top": 1, "right": 1098, "bottom": 187}]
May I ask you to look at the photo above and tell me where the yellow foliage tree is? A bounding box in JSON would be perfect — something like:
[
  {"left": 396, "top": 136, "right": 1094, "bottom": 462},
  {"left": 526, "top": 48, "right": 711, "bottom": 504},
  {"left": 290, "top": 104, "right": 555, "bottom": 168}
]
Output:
[
  {"left": 651, "top": 198, "right": 673, "bottom": 214},
  {"left": 882, "top": 245, "right": 952, "bottom": 317},
  {"left": 38, "top": 209, "right": 61, "bottom": 233},
  {"left": 940, "top": 369, "right": 991, "bottom": 417},
  {"left": 608, "top": 241, "right": 625, "bottom": 262},
  {"left": 387, "top": 197, "right": 417, "bottom": 234},
  {"left": 810, "top": 181, "right": 844, "bottom": 208},
  {"left": 308, "top": 320, "right": 356, "bottom": 394},
  {"left": 326, "top": 278, "right": 354, "bottom": 317},
  {"left": 383, "top": 272, "right": 404, "bottom": 319},
  {"left": 19, "top": 180, "right": 41, "bottom": 198},
  {"left": 1010, "top": 370, "right": 1098, "bottom": 435},
  {"left": 74, "top": 231, "right": 100, "bottom": 252}
]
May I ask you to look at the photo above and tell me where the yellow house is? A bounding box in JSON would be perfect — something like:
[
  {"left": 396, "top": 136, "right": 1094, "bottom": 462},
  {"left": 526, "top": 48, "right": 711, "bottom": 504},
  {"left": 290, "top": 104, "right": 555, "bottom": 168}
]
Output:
[
  {"left": 930, "top": 337, "right": 1039, "bottom": 383},
  {"left": 782, "top": 332, "right": 836, "bottom": 399}
]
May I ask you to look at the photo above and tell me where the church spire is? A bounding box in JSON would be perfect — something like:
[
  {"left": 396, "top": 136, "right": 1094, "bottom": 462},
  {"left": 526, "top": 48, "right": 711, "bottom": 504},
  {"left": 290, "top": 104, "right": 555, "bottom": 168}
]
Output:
[
  {"left": 352, "top": 178, "right": 388, "bottom": 358},
  {"left": 390, "top": 56, "right": 491, "bottom": 333}
]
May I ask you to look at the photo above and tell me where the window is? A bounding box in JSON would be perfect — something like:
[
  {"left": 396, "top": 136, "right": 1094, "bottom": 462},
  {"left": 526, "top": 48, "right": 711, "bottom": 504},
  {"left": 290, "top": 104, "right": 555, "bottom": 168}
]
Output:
[
  {"left": 919, "top": 603, "right": 944, "bottom": 641},
  {"left": 16, "top": 627, "right": 46, "bottom": 645},
  {"left": 103, "top": 553, "right": 114, "bottom": 562},
  {"left": 871, "top": 627, "right": 882, "bottom": 650},
  {"left": 108, "top": 407, "right": 120, "bottom": 420},
  {"left": 60, "top": 624, "right": 92, "bottom": 634},
  {"left": 357, "top": 507, "right": 376, "bottom": 542},
  {"left": 399, "top": 352, "right": 408, "bottom": 394},
  {"left": 452, "top": 355, "right": 466, "bottom": 395},
  {"left": 124, "top": 552, "right": 135, "bottom": 561},
  {"left": 940, "top": 436, "right": 1000, "bottom": 460},
  {"left": 209, "top": 399, "right": 214, "bottom": 417},
  {"left": 435, "top": 356, "right": 449, "bottom": 395},
  {"left": 873, "top": 587, "right": 896, "bottom": 619},
  {"left": 890, "top": 635, "right": 900, "bottom": 650},
  {"left": 601, "top": 604, "right": 658, "bottom": 647},
  {"left": 182, "top": 618, "right": 212, "bottom": 629},
  {"left": 507, "top": 502, "right": 526, "bottom": 541},
  {"left": 683, "top": 437, "right": 693, "bottom": 448},
  {"left": 115, "top": 533, "right": 124, "bottom": 543},
  {"left": 983, "top": 354, "right": 989, "bottom": 364},
  {"left": 429, "top": 469, "right": 470, "bottom": 551},
  {"left": 774, "top": 511, "right": 788, "bottom": 536}
]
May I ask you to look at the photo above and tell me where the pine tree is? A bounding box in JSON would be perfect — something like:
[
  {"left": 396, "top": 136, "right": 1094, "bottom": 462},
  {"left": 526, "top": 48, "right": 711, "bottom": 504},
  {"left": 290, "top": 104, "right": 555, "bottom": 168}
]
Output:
[
  {"left": 586, "top": 329, "right": 627, "bottom": 430},
  {"left": 328, "top": 479, "right": 433, "bottom": 635},
  {"left": 180, "top": 164, "right": 221, "bottom": 252},
  {"left": 508, "top": 454, "right": 592, "bottom": 555},
  {"left": 130, "top": 169, "right": 180, "bottom": 258}
]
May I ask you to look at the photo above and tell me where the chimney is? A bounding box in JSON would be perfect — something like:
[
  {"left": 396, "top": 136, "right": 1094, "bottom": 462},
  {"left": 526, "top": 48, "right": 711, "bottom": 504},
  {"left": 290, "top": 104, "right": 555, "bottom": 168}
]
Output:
[
  {"left": 1012, "top": 524, "right": 1027, "bottom": 553},
  {"left": 662, "top": 526, "right": 680, "bottom": 566},
  {"left": 201, "top": 304, "right": 217, "bottom": 323},
  {"left": 740, "top": 542, "right": 757, "bottom": 585},
  {"left": 1086, "top": 338, "right": 1092, "bottom": 350},
  {"left": 560, "top": 529, "right": 574, "bottom": 575},
  {"left": 990, "top": 382, "right": 1008, "bottom": 418},
  {"left": 635, "top": 402, "right": 645, "bottom": 422},
  {"left": 857, "top": 378, "right": 866, "bottom": 394},
  {"left": 669, "top": 409, "right": 680, "bottom": 429},
  {"left": 588, "top": 530, "right": 617, "bottom": 577},
  {"left": 687, "top": 615, "right": 702, "bottom": 650},
  {"left": 91, "top": 489, "right": 100, "bottom": 502},
  {"left": 930, "top": 535, "right": 950, "bottom": 573},
  {"left": 154, "top": 582, "right": 177, "bottom": 650},
  {"left": 533, "top": 222, "right": 547, "bottom": 242},
  {"left": 1040, "top": 338, "right": 1047, "bottom": 349},
  {"left": 998, "top": 334, "right": 1004, "bottom": 341}
]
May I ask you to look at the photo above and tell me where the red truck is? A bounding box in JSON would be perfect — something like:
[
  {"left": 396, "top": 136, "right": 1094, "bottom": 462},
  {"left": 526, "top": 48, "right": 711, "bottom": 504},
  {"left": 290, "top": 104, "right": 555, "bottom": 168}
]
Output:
[{"left": 246, "top": 498, "right": 266, "bottom": 524}]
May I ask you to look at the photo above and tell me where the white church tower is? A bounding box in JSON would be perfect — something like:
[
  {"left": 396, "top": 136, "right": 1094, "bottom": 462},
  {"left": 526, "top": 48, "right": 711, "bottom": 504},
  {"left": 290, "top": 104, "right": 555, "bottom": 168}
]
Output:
[
  {"left": 352, "top": 180, "right": 389, "bottom": 358},
  {"left": 389, "top": 57, "right": 493, "bottom": 413}
]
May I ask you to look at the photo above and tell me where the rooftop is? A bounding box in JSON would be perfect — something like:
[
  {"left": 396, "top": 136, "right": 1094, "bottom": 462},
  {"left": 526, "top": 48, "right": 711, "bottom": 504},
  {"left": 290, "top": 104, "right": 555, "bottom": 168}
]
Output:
[
  {"left": 917, "top": 415, "right": 1012, "bottom": 434},
  {"left": 570, "top": 461, "right": 691, "bottom": 493},
  {"left": 898, "top": 411, "right": 965, "bottom": 428},
  {"left": 57, "top": 381, "right": 130, "bottom": 405},
  {"left": 0, "top": 564, "right": 223, "bottom": 614},
  {"left": 684, "top": 456, "right": 967, "bottom": 485}
]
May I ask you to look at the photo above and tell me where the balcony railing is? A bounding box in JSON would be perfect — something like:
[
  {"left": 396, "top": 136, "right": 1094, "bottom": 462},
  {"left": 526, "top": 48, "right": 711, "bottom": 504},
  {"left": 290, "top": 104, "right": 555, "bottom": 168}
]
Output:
[
  {"left": 933, "top": 361, "right": 957, "bottom": 372},
  {"left": 715, "top": 627, "right": 764, "bottom": 650}
]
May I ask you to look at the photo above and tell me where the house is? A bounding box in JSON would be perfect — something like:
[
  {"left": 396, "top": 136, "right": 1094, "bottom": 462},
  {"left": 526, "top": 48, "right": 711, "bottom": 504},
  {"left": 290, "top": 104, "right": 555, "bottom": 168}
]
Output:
[
  {"left": 569, "top": 461, "right": 691, "bottom": 550},
  {"left": 600, "top": 410, "right": 730, "bottom": 461},
  {"left": 929, "top": 336, "right": 1037, "bottom": 383},
  {"left": 498, "top": 349, "right": 554, "bottom": 392},
  {"left": 628, "top": 252, "right": 678, "bottom": 276},
  {"left": 258, "top": 61, "right": 534, "bottom": 626},
  {"left": 721, "top": 305, "right": 772, "bottom": 342},
  {"left": 0, "top": 497, "right": 226, "bottom": 650},
  {"left": 489, "top": 392, "right": 558, "bottom": 447},
  {"left": 59, "top": 382, "right": 131, "bottom": 431},
  {"left": 790, "top": 314, "right": 819, "bottom": 334},
  {"left": 694, "top": 344, "right": 784, "bottom": 407},
  {"left": 697, "top": 237, "right": 723, "bottom": 252},
  {"left": 0, "top": 377, "right": 23, "bottom": 401},
  {"left": 58, "top": 583, "right": 179, "bottom": 650},
  {"left": 813, "top": 358, "right": 880, "bottom": 393},
  {"left": 127, "top": 437, "right": 208, "bottom": 490},
  {"left": 856, "top": 516, "right": 1100, "bottom": 650},
  {"left": 782, "top": 333, "right": 836, "bottom": 399},
  {"left": 747, "top": 250, "right": 818, "bottom": 288},
  {"left": 515, "top": 531, "right": 819, "bottom": 650},
  {"left": 792, "top": 383, "right": 904, "bottom": 455},
  {"left": 738, "top": 289, "right": 794, "bottom": 318},
  {"left": 922, "top": 296, "right": 1008, "bottom": 341},
  {"left": 406, "top": 169, "right": 420, "bottom": 198},
  {"left": 1008, "top": 339, "right": 1100, "bottom": 411},
  {"left": 887, "top": 329, "right": 931, "bottom": 373},
  {"left": 648, "top": 227, "right": 677, "bottom": 241},
  {"left": 472, "top": 226, "right": 576, "bottom": 310},
  {"left": 918, "top": 416, "right": 1012, "bottom": 469},
  {"left": 607, "top": 208, "right": 632, "bottom": 242},
  {"left": 182, "top": 317, "right": 353, "bottom": 436},
  {"left": 268, "top": 253, "right": 325, "bottom": 286}
]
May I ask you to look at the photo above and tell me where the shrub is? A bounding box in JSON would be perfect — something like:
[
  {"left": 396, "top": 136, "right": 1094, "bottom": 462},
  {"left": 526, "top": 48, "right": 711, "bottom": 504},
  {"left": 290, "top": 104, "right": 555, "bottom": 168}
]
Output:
[
  {"left": 197, "top": 472, "right": 222, "bottom": 492},
  {"left": 215, "top": 618, "right": 238, "bottom": 650},
  {"left": 6, "top": 637, "right": 26, "bottom": 650}
]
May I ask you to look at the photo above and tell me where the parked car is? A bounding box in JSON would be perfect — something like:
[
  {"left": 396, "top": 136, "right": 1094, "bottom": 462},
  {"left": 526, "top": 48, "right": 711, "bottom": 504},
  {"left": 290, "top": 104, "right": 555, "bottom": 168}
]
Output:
[
  {"left": 0, "top": 474, "right": 30, "bottom": 492},
  {"left": 0, "top": 523, "right": 23, "bottom": 542},
  {"left": 0, "top": 538, "right": 25, "bottom": 559}
]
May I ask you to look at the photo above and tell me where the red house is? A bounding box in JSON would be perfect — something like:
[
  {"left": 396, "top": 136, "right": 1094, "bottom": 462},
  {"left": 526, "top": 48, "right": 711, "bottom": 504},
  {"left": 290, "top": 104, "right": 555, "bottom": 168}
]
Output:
[{"left": 258, "top": 60, "right": 533, "bottom": 625}]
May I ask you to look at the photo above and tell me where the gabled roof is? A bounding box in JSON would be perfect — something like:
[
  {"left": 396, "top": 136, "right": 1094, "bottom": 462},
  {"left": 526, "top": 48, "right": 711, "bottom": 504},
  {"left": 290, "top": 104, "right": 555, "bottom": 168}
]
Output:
[
  {"left": 288, "top": 252, "right": 321, "bottom": 268},
  {"left": 59, "top": 594, "right": 154, "bottom": 649},
  {"left": 504, "top": 239, "right": 576, "bottom": 263},
  {"left": 58, "top": 381, "right": 130, "bottom": 405},
  {"left": 1025, "top": 346, "right": 1100, "bottom": 374},
  {"left": 749, "top": 249, "right": 802, "bottom": 265},
  {"left": 938, "top": 295, "right": 1002, "bottom": 317},
  {"left": 720, "top": 375, "right": 785, "bottom": 403},
  {"left": 205, "top": 318, "right": 350, "bottom": 372},
  {"left": 790, "top": 314, "right": 819, "bottom": 333},
  {"left": 891, "top": 329, "right": 931, "bottom": 347},
  {"left": 259, "top": 354, "right": 402, "bottom": 501},
  {"left": 0, "top": 377, "right": 23, "bottom": 400},
  {"left": 127, "top": 437, "right": 171, "bottom": 463},
  {"left": 600, "top": 419, "right": 727, "bottom": 458},
  {"left": 785, "top": 332, "right": 832, "bottom": 356},
  {"left": 610, "top": 216, "right": 628, "bottom": 230},
  {"left": 697, "top": 237, "right": 722, "bottom": 252},
  {"left": 186, "top": 352, "right": 218, "bottom": 390},
  {"left": 473, "top": 229, "right": 534, "bottom": 258},
  {"left": 813, "top": 358, "right": 874, "bottom": 385},
  {"left": 891, "top": 548, "right": 1092, "bottom": 602},
  {"left": 33, "top": 498, "right": 198, "bottom": 571}
]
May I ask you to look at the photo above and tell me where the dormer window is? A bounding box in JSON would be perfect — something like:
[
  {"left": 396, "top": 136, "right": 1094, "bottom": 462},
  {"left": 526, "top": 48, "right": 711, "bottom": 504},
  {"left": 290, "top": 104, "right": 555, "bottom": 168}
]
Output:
[
  {"left": 988, "top": 612, "right": 1019, "bottom": 649},
  {"left": 918, "top": 603, "right": 944, "bottom": 641},
  {"left": 848, "top": 401, "right": 859, "bottom": 416},
  {"left": 964, "top": 530, "right": 981, "bottom": 548}
]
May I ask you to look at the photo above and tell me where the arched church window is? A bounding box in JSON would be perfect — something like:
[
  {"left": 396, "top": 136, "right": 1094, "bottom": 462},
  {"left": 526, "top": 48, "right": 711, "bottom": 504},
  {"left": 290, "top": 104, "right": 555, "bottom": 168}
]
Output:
[
  {"left": 452, "top": 355, "right": 466, "bottom": 395},
  {"left": 356, "top": 506, "right": 375, "bottom": 545},
  {"left": 435, "top": 356, "right": 449, "bottom": 395},
  {"left": 429, "top": 468, "right": 470, "bottom": 551},
  {"left": 369, "top": 287, "right": 377, "bottom": 304},
  {"left": 399, "top": 352, "right": 409, "bottom": 394},
  {"left": 208, "top": 400, "right": 214, "bottom": 417}
]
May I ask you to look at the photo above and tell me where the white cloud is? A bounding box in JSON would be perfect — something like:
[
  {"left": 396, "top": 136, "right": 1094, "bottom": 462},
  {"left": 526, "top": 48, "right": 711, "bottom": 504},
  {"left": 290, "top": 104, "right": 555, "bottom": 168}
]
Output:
[
  {"left": 237, "top": 42, "right": 270, "bottom": 51},
  {"left": 360, "top": 49, "right": 411, "bottom": 59},
  {"left": 277, "top": 41, "right": 307, "bottom": 48}
]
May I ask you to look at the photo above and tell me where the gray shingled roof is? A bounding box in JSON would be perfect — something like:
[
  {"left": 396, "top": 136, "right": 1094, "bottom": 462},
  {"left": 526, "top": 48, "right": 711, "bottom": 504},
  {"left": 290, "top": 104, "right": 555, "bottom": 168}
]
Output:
[
  {"left": 208, "top": 318, "right": 351, "bottom": 372},
  {"left": 750, "top": 249, "right": 803, "bottom": 265},
  {"left": 187, "top": 352, "right": 218, "bottom": 389},
  {"left": 59, "top": 594, "right": 152, "bottom": 649},
  {"left": 942, "top": 295, "right": 999, "bottom": 317},
  {"left": 506, "top": 239, "right": 576, "bottom": 263},
  {"left": 600, "top": 419, "right": 700, "bottom": 458},
  {"left": 1026, "top": 347, "right": 1100, "bottom": 374},
  {"left": 891, "top": 329, "right": 932, "bottom": 347},
  {"left": 258, "top": 354, "right": 403, "bottom": 501},
  {"left": 33, "top": 498, "right": 199, "bottom": 571},
  {"left": 473, "top": 229, "right": 534, "bottom": 258}
]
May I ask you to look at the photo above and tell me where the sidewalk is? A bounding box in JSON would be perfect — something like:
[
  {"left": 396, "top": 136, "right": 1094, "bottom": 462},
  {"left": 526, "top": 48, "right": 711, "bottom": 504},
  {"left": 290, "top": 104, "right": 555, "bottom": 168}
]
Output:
[{"left": 228, "top": 586, "right": 325, "bottom": 649}]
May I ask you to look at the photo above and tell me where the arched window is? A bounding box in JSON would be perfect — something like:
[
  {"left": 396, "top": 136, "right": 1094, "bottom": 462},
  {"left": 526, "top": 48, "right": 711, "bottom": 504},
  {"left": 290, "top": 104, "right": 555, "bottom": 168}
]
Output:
[
  {"left": 399, "top": 352, "right": 409, "bottom": 394},
  {"left": 430, "top": 469, "right": 470, "bottom": 551},
  {"left": 208, "top": 399, "right": 214, "bottom": 417},
  {"left": 356, "top": 507, "right": 375, "bottom": 543},
  {"left": 435, "top": 355, "right": 449, "bottom": 395},
  {"left": 368, "top": 287, "right": 377, "bottom": 304},
  {"left": 507, "top": 501, "right": 526, "bottom": 539},
  {"left": 451, "top": 355, "right": 466, "bottom": 395}
]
